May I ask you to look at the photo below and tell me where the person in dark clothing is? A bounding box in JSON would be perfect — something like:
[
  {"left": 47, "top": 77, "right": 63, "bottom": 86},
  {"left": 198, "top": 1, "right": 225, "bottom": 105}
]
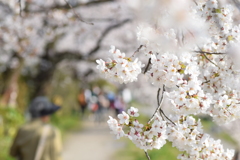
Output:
[{"left": 10, "top": 96, "right": 62, "bottom": 160}]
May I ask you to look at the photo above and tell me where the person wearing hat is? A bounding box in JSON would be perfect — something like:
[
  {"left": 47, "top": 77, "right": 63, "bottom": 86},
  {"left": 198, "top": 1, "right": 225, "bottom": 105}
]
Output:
[{"left": 10, "top": 96, "right": 62, "bottom": 160}]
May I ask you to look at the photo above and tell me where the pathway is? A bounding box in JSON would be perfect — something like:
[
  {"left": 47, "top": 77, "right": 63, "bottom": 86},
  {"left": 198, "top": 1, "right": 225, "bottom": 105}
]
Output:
[{"left": 62, "top": 119, "right": 124, "bottom": 160}]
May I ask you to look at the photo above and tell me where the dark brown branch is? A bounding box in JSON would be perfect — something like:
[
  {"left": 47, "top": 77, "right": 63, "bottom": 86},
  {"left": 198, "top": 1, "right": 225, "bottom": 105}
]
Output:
[
  {"left": 18, "top": 0, "right": 22, "bottom": 16},
  {"left": 87, "top": 19, "right": 131, "bottom": 57},
  {"left": 145, "top": 151, "right": 151, "bottom": 160},
  {"left": 160, "top": 109, "right": 176, "bottom": 125},
  {"left": 158, "top": 89, "right": 164, "bottom": 121},
  {"left": 147, "top": 85, "right": 176, "bottom": 125},
  {"left": 50, "top": 21, "right": 131, "bottom": 62},
  {"left": 64, "top": 0, "right": 94, "bottom": 25},
  {"left": 53, "top": 51, "right": 84, "bottom": 63},
  {"left": 24, "top": 0, "right": 116, "bottom": 13},
  {"left": 84, "top": 18, "right": 114, "bottom": 22},
  {"left": 132, "top": 45, "right": 144, "bottom": 57},
  {"left": 158, "top": 85, "right": 165, "bottom": 121},
  {"left": 201, "top": 53, "right": 219, "bottom": 68},
  {"left": 193, "top": 0, "right": 198, "bottom": 5},
  {"left": 37, "top": 20, "right": 130, "bottom": 66},
  {"left": 194, "top": 50, "right": 226, "bottom": 55},
  {"left": 202, "top": 80, "right": 210, "bottom": 84},
  {"left": 144, "top": 58, "right": 151, "bottom": 74},
  {"left": 148, "top": 85, "right": 165, "bottom": 123}
]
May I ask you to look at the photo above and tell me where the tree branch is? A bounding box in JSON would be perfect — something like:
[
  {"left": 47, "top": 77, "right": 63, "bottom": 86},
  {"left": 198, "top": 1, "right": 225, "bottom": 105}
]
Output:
[
  {"left": 132, "top": 45, "right": 144, "bottom": 57},
  {"left": 201, "top": 53, "right": 219, "bottom": 68},
  {"left": 194, "top": 50, "right": 226, "bottom": 55},
  {"left": 145, "top": 151, "right": 151, "bottom": 160},
  {"left": 148, "top": 85, "right": 165, "bottom": 123},
  {"left": 24, "top": 0, "right": 116, "bottom": 13},
  {"left": 18, "top": 0, "right": 22, "bottom": 16},
  {"left": 159, "top": 109, "right": 176, "bottom": 125},
  {"left": 53, "top": 51, "right": 84, "bottom": 63},
  {"left": 64, "top": 0, "right": 94, "bottom": 25},
  {"left": 144, "top": 58, "right": 151, "bottom": 74},
  {"left": 86, "top": 19, "right": 131, "bottom": 57},
  {"left": 37, "top": 19, "right": 130, "bottom": 67}
]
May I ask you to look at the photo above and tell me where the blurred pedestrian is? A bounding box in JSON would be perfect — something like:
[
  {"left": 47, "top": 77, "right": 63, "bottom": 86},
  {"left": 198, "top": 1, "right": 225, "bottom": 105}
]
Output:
[
  {"left": 10, "top": 96, "right": 62, "bottom": 160},
  {"left": 77, "top": 89, "right": 87, "bottom": 117},
  {"left": 114, "top": 95, "right": 126, "bottom": 116},
  {"left": 96, "top": 90, "right": 109, "bottom": 122},
  {"left": 107, "top": 91, "right": 115, "bottom": 110}
]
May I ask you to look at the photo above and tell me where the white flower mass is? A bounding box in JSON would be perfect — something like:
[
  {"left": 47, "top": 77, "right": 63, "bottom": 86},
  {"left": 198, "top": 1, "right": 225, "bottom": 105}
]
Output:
[
  {"left": 96, "top": 0, "right": 240, "bottom": 159},
  {"left": 96, "top": 45, "right": 144, "bottom": 84}
]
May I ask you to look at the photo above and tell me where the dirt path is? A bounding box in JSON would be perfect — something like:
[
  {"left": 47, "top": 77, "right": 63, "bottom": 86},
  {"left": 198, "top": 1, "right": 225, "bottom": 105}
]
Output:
[{"left": 62, "top": 119, "right": 124, "bottom": 160}]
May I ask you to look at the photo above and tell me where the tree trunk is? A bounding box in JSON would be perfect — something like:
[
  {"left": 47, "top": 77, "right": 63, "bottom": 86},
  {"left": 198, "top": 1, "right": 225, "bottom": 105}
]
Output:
[{"left": 0, "top": 58, "right": 24, "bottom": 107}]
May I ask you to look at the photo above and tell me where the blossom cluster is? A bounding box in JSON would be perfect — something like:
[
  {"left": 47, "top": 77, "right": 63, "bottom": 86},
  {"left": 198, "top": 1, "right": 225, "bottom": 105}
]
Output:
[
  {"left": 107, "top": 107, "right": 168, "bottom": 150},
  {"left": 147, "top": 53, "right": 183, "bottom": 88},
  {"left": 168, "top": 115, "right": 234, "bottom": 160},
  {"left": 96, "top": 46, "right": 144, "bottom": 84},
  {"left": 97, "top": 0, "right": 240, "bottom": 159},
  {"left": 108, "top": 109, "right": 234, "bottom": 160},
  {"left": 198, "top": 0, "right": 239, "bottom": 53}
]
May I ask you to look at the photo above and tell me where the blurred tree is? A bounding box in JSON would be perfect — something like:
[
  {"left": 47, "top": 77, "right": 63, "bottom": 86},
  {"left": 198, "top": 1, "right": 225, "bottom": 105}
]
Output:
[{"left": 0, "top": 0, "right": 134, "bottom": 107}]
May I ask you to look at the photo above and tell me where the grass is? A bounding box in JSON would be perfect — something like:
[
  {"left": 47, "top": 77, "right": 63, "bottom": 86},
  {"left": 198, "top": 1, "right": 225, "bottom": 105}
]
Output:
[
  {"left": 51, "top": 112, "right": 82, "bottom": 138},
  {"left": 114, "top": 139, "right": 180, "bottom": 160},
  {"left": 112, "top": 112, "right": 181, "bottom": 160},
  {"left": 200, "top": 116, "right": 237, "bottom": 147},
  {"left": 0, "top": 136, "right": 15, "bottom": 160}
]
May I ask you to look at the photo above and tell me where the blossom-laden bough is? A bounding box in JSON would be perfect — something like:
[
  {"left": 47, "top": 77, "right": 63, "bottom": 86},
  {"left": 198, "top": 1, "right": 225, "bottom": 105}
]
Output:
[{"left": 96, "top": 0, "right": 240, "bottom": 159}]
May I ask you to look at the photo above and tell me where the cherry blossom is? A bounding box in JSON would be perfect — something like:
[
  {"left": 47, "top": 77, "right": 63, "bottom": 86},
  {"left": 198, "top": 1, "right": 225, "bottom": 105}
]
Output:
[
  {"left": 97, "top": 0, "right": 240, "bottom": 159},
  {"left": 127, "top": 106, "right": 139, "bottom": 117}
]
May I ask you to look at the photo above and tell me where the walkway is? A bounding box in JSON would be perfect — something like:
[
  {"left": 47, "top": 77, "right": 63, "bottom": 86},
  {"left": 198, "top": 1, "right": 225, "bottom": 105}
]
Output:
[{"left": 62, "top": 119, "right": 124, "bottom": 160}]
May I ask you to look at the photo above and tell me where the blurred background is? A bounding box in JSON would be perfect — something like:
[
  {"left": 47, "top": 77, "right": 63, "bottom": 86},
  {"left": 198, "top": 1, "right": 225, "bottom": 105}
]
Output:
[{"left": 1, "top": 0, "right": 240, "bottom": 160}]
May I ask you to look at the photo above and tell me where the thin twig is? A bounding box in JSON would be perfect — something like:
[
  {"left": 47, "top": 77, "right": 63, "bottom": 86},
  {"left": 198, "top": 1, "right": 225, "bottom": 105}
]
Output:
[
  {"left": 64, "top": 0, "right": 94, "bottom": 25},
  {"left": 132, "top": 45, "right": 144, "bottom": 57},
  {"left": 202, "top": 80, "right": 210, "bottom": 84},
  {"left": 181, "top": 30, "right": 185, "bottom": 46},
  {"left": 147, "top": 85, "right": 176, "bottom": 125},
  {"left": 193, "top": 0, "right": 198, "bottom": 5},
  {"left": 157, "top": 88, "right": 161, "bottom": 107},
  {"left": 194, "top": 50, "right": 226, "bottom": 55},
  {"left": 148, "top": 85, "right": 165, "bottom": 123},
  {"left": 157, "top": 88, "right": 164, "bottom": 120},
  {"left": 160, "top": 109, "right": 176, "bottom": 125},
  {"left": 202, "top": 53, "right": 219, "bottom": 68},
  {"left": 87, "top": 19, "right": 130, "bottom": 57},
  {"left": 24, "top": 0, "right": 116, "bottom": 13},
  {"left": 18, "top": 0, "right": 22, "bottom": 16},
  {"left": 144, "top": 58, "right": 151, "bottom": 74},
  {"left": 145, "top": 151, "right": 151, "bottom": 160}
]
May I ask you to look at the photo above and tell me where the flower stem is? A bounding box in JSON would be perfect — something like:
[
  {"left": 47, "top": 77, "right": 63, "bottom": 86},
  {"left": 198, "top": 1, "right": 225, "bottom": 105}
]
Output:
[{"left": 145, "top": 151, "right": 151, "bottom": 160}]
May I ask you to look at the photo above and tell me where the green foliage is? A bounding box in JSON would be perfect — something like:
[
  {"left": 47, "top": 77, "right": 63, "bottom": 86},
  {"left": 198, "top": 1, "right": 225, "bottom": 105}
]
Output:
[
  {"left": 0, "top": 107, "right": 24, "bottom": 137},
  {"left": 114, "top": 139, "right": 180, "bottom": 160},
  {"left": 51, "top": 112, "right": 81, "bottom": 138},
  {"left": 48, "top": 68, "right": 80, "bottom": 114},
  {"left": 200, "top": 116, "right": 237, "bottom": 146},
  {"left": 0, "top": 107, "right": 24, "bottom": 160},
  {"left": 0, "top": 136, "right": 15, "bottom": 160}
]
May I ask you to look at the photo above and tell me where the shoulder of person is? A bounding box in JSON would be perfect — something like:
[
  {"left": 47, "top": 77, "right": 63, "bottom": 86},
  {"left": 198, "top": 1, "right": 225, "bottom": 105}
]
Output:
[{"left": 44, "top": 124, "right": 61, "bottom": 137}]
